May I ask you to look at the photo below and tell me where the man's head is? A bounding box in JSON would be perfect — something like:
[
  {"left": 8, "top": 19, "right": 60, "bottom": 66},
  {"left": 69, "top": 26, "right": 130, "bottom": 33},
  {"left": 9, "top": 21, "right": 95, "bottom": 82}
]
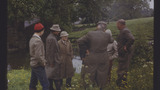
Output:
[
  {"left": 116, "top": 19, "right": 126, "bottom": 30},
  {"left": 34, "top": 23, "right": 45, "bottom": 36},
  {"left": 97, "top": 21, "right": 107, "bottom": 31},
  {"left": 60, "top": 31, "right": 69, "bottom": 41},
  {"left": 50, "top": 24, "right": 61, "bottom": 35}
]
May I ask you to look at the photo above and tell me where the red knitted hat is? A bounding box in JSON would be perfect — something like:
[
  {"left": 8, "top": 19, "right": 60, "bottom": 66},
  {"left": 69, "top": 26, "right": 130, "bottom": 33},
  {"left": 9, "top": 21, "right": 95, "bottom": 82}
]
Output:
[{"left": 34, "top": 23, "right": 44, "bottom": 31}]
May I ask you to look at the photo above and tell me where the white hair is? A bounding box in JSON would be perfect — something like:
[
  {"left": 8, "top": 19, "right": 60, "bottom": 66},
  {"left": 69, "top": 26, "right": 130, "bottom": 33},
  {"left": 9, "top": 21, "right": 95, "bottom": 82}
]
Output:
[{"left": 105, "top": 29, "right": 112, "bottom": 36}]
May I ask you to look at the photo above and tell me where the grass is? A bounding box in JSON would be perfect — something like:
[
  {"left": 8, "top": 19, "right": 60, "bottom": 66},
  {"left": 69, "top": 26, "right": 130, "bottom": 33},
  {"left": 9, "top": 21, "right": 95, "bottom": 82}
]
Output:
[
  {"left": 69, "top": 17, "right": 154, "bottom": 40},
  {"left": 7, "top": 61, "right": 153, "bottom": 90}
]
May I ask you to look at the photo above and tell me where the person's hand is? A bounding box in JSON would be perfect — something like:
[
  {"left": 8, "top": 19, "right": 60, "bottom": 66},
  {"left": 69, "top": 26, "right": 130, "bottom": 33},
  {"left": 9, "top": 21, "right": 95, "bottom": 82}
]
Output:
[
  {"left": 86, "top": 50, "right": 89, "bottom": 55},
  {"left": 44, "top": 62, "right": 46, "bottom": 66},
  {"left": 82, "top": 58, "right": 85, "bottom": 61},
  {"left": 124, "top": 46, "right": 127, "bottom": 51}
]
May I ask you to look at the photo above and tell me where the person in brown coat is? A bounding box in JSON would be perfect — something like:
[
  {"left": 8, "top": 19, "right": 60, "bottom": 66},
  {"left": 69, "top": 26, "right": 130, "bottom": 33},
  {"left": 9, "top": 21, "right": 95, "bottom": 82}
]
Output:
[
  {"left": 105, "top": 29, "right": 118, "bottom": 83},
  {"left": 58, "top": 31, "right": 74, "bottom": 87},
  {"left": 45, "top": 24, "right": 61, "bottom": 90},
  {"left": 77, "top": 21, "right": 111, "bottom": 90},
  {"left": 29, "top": 23, "right": 49, "bottom": 90},
  {"left": 116, "top": 19, "right": 135, "bottom": 88}
]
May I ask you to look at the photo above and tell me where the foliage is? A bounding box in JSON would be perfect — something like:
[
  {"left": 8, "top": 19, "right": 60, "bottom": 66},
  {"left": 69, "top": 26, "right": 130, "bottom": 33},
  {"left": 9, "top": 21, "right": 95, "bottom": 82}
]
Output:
[
  {"left": 77, "top": 0, "right": 113, "bottom": 24},
  {"left": 40, "top": 0, "right": 77, "bottom": 32},
  {"left": 108, "top": 0, "right": 151, "bottom": 21},
  {"left": 7, "top": 61, "right": 153, "bottom": 90},
  {"left": 8, "top": 0, "right": 45, "bottom": 25}
]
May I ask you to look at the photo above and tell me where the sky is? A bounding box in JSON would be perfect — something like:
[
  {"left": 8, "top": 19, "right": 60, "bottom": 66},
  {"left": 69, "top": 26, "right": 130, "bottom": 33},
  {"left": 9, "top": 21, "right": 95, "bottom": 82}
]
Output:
[{"left": 149, "top": 0, "right": 154, "bottom": 9}]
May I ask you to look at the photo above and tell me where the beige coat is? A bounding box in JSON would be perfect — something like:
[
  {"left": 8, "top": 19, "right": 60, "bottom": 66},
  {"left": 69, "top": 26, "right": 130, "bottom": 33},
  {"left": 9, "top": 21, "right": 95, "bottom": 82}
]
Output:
[
  {"left": 77, "top": 29, "right": 111, "bottom": 88},
  {"left": 107, "top": 38, "right": 118, "bottom": 61},
  {"left": 45, "top": 33, "right": 61, "bottom": 80},
  {"left": 29, "top": 34, "right": 47, "bottom": 67},
  {"left": 58, "top": 39, "right": 74, "bottom": 78}
]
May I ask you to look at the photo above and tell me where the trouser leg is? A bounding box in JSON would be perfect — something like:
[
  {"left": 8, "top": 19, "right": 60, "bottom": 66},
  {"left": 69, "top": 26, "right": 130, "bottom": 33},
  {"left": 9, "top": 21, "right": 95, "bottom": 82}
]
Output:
[
  {"left": 48, "top": 79, "right": 54, "bottom": 90},
  {"left": 36, "top": 67, "right": 49, "bottom": 90},
  {"left": 29, "top": 68, "right": 38, "bottom": 90},
  {"left": 66, "top": 78, "right": 72, "bottom": 87},
  {"left": 116, "top": 72, "right": 128, "bottom": 88},
  {"left": 54, "top": 80, "right": 61, "bottom": 90},
  {"left": 60, "top": 79, "right": 63, "bottom": 87},
  {"left": 108, "top": 60, "right": 113, "bottom": 83}
]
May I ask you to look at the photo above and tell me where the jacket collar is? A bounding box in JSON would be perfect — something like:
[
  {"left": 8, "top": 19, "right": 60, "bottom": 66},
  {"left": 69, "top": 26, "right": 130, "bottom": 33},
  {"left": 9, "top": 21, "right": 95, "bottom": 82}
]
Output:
[
  {"left": 120, "top": 27, "right": 128, "bottom": 33},
  {"left": 60, "top": 39, "right": 68, "bottom": 46},
  {"left": 33, "top": 33, "right": 41, "bottom": 39},
  {"left": 50, "top": 32, "right": 57, "bottom": 38}
]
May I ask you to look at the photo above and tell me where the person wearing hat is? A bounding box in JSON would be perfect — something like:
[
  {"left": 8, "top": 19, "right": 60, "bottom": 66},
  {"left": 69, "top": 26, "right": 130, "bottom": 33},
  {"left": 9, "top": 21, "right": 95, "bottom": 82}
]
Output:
[
  {"left": 45, "top": 24, "right": 62, "bottom": 90},
  {"left": 58, "top": 31, "right": 74, "bottom": 87},
  {"left": 105, "top": 29, "right": 118, "bottom": 83},
  {"left": 77, "top": 21, "right": 111, "bottom": 90},
  {"left": 29, "top": 23, "right": 49, "bottom": 90}
]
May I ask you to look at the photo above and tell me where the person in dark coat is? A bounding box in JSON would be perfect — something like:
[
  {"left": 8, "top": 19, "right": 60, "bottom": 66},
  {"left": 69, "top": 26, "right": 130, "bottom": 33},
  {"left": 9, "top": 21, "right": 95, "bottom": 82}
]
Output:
[
  {"left": 116, "top": 19, "right": 135, "bottom": 88},
  {"left": 29, "top": 23, "right": 49, "bottom": 90},
  {"left": 77, "top": 21, "right": 111, "bottom": 90},
  {"left": 45, "top": 24, "right": 61, "bottom": 90},
  {"left": 77, "top": 40, "right": 89, "bottom": 90}
]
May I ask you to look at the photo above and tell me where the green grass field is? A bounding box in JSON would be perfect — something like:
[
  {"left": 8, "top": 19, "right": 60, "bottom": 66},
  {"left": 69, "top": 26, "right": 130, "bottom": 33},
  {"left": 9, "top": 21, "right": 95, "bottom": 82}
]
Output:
[
  {"left": 69, "top": 17, "right": 153, "bottom": 40},
  {"left": 7, "top": 17, "right": 153, "bottom": 90}
]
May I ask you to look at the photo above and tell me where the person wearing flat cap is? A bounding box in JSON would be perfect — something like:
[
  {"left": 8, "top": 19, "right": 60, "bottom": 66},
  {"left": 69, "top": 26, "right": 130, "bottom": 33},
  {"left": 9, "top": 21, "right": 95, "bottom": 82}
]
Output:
[
  {"left": 45, "top": 24, "right": 62, "bottom": 90},
  {"left": 29, "top": 23, "right": 49, "bottom": 90},
  {"left": 58, "top": 31, "right": 74, "bottom": 88},
  {"left": 77, "top": 21, "right": 111, "bottom": 90}
]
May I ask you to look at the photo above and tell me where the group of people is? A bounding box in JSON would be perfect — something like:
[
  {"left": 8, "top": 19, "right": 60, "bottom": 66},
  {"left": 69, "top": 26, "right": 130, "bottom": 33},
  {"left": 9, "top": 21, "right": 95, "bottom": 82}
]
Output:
[
  {"left": 77, "top": 19, "right": 135, "bottom": 90},
  {"left": 29, "top": 23, "right": 74, "bottom": 90},
  {"left": 29, "top": 18, "right": 135, "bottom": 90}
]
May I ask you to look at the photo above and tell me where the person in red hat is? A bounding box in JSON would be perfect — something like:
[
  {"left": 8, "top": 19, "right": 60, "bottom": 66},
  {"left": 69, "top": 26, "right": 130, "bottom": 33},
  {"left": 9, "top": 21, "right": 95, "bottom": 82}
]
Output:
[{"left": 29, "top": 23, "right": 49, "bottom": 90}]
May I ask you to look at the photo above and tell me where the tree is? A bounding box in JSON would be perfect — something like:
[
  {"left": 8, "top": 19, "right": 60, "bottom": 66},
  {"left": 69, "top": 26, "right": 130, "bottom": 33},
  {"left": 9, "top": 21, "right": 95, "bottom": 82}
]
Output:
[
  {"left": 108, "top": 0, "right": 150, "bottom": 20},
  {"left": 77, "top": 0, "right": 113, "bottom": 24},
  {"left": 8, "top": 0, "right": 45, "bottom": 26},
  {"left": 39, "top": 0, "right": 77, "bottom": 32},
  {"left": 8, "top": 0, "right": 45, "bottom": 50}
]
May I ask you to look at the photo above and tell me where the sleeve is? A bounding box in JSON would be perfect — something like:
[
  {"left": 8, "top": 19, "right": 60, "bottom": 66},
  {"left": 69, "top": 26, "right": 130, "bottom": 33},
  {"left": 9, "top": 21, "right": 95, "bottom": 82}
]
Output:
[
  {"left": 46, "top": 38, "right": 61, "bottom": 64},
  {"left": 111, "top": 40, "right": 118, "bottom": 60},
  {"left": 77, "top": 33, "right": 89, "bottom": 59},
  {"left": 69, "top": 41, "right": 74, "bottom": 59},
  {"left": 34, "top": 40, "right": 46, "bottom": 66},
  {"left": 124, "top": 30, "right": 135, "bottom": 49}
]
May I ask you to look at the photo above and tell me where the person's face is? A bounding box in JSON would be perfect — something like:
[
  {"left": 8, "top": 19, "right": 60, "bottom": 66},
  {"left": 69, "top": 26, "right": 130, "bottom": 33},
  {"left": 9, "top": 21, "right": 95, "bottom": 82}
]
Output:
[
  {"left": 96, "top": 24, "right": 101, "bottom": 30},
  {"left": 53, "top": 31, "right": 60, "bottom": 35},
  {"left": 40, "top": 30, "right": 44, "bottom": 36},
  {"left": 116, "top": 22, "right": 122, "bottom": 30},
  {"left": 61, "top": 36, "right": 68, "bottom": 41}
]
